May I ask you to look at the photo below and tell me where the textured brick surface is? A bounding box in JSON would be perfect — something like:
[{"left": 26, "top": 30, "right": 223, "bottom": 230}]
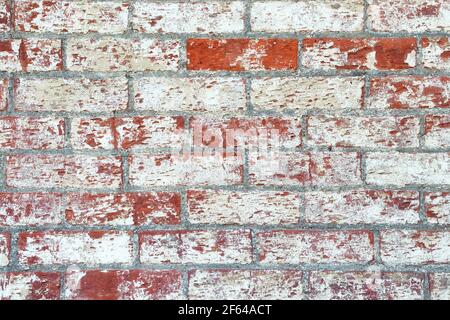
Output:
[
  {"left": 251, "top": 0, "right": 364, "bottom": 32},
  {"left": 1, "top": 0, "right": 449, "bottom": 301},
  {"left": 302, "top": 38, "right": 417, "bottom": 70},
  {"left": 309, "top": 272, "right": 424, "bottom": 300},
  {"left": 188, "top": 270, "right": 304, "bottom": 299},
  {"left": 0, "top": 272, "right": 60, "bottom": 300},
  {"left": 65, "top": 270, "right": 183, "bottom": 300}
]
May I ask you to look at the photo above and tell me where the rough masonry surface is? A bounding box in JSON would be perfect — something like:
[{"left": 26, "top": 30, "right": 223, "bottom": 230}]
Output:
[{"left": 0, "top": 0, "right": 449, "bottom": 300}]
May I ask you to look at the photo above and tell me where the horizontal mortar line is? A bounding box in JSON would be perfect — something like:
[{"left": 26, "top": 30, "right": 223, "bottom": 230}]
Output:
[
  {"left": 1, "top": 146, "right": 450, "bottom": 154},
  {"left": 2, "top": 109, "right": 450, "bottom": 118},
  {"left": 2, "top": 263, "right": 450, "bottom": 274},
  {"left": 2, "top": 30, "right": 450, "bottom": 39},
  {"left": 1, "top": 183, "right": 450, "bottom": 193},
  {"left": 1, "top": 224, "right": 449, "bottom": 234},
  {"left": 0, "top": 183, "right": 447, "bottom": 193},
  {"left": 3, "top": 69, "right": 450, "bottom": 78}
]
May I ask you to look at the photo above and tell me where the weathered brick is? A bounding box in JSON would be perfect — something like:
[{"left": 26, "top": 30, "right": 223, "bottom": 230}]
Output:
[
  {"left": 380, "top": 230, "right": 450, "bottom": 265},
  {"left": 14, "top": 77, "right": 128, "bottom": 113},
  {"left": 307, "top": 116, "right": 420, "bottom": 149},
  {"left": 70, "top": 116, "right": 185, "bottom": 150},
  {"left": 188, "top": 270, "right": 304, "bottom": 300},
  {"left": 0, "top": 78, "right": 7, "bottom": 111},
  {"left": 309, "top": 271, "right": 424, "bottom": 300},
  {"left": 425, "top": 192, "right": 450, "bottom": 225},
  {"left": 249, "top": 152, "right": 361, "bottom": 186},
  {"left": 0, "top": 39, "right": 62, "bottom": 72},
  {"left": 134, "top": 77, "right": 246, "bottom": 114},
  {"left": 187, "top": 39, "right": 298, "bottom": 71},
  {"left": 187, "top": 190, "right": 300, "bottom": 225},
  {"left": 133, "top": 1, "right": 244, "bottom": 33},
  {"left": 304, "top": 190, "right": 420, "bottom": 224},
  {"left": 422, "top": 38, "right": 450, "bottom": 70},
  {"left": 302, "top": 38, "right": 417, "bottom": 70},
  {"left": 251, "top": 76, "right": 364, "bottom": 113},
  {"left": 6, "top": 155, "right": 122, "bottom": 189},
  {"left": 257, "top": 230, "right": 374, "bottom": 264},
  {"left": 129, "top": 153, "right": 243, "bottom": 187},
  {"left": 0, "top": 233, "right": 9, "bottom": 267},
  {"left": 0, "top": 117, "right": 65, "bottom": 150},
  {"left": 251, "top": 0, "right": 364, "bottom": 32},
  {"left": 429, "top": 273, "right": 450, "bottom": 300},
  {"left": 366, "top": 152, "right": 450, "bottom": 186},
  {"left": 66, "top": 192, "right": 181, "bottom": 226},
  {"left": 190, "top": 117, "right": 302, "bottom": 149},
  {"left": 0, "top": 193, "right": 63, "bottom": 226},
  {"left": 424, "top": 115, "right": 450, "bottom": 148},
  {"left": 15, "top": 0, "right": 129, "bottom": 33},
  {"left": 18, "top": 231, "right": 133, "bottom": 265},
  {"left": 368, "top": 76, "right": 450, "bottom": 109},
  {"left": 139, "top": 230, "right": 253, "bottom": 264},
  {"left": 65, "top": 270, "right": 183, "bottom": 300},
  {"left": 0, "top": 272, "right": 60, "bottom": 300},
  {"left": 0, "top": 0, "right": 9, "bottom": 32},
  {"left": 368, "top": 0, "right": 450, "bottom": 32},
  {"left": 67, "top": 38, "right": 180, "bottom": 72}
]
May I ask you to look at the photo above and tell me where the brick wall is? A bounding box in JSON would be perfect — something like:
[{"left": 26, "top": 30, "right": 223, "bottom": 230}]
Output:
[{"left": 0, "top": 0, "right": 449, "bottom": 300}]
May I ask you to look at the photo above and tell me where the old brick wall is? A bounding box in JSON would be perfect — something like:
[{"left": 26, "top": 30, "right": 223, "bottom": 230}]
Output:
[{"left": 0, "top": 0, "right": 449, "bottom": 300}]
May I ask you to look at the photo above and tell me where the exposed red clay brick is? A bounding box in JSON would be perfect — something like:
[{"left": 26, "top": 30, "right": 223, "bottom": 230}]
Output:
[{"left": 187, "top": 39, "right": 298, "bottom": 71}]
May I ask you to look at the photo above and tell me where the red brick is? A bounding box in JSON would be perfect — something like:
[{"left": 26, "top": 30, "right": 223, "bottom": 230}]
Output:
[
  {"left": 304, "top": 190, "right": 420, "bottom": 224},
  {"left": 422, "top": 38, "right": 450, "bottom": 70},
  {"left": 18, "top": 231, "right": 133, "bottom": 265},
  {"left": 139, "top": 230, "right": 253, "bottom": 264},
  {"left": 70, "top": 116, "right": 185, "bottom": 150},
  {"left": 187, "top": 39, "right": 298, "bottom": 71},
  {"left": 368, "top": 76, "right": 450, "bottom": 109},
  {"left": 6, "top": 155, "right": 122, "bottom": 189},
  {"left": 0, "top": 117, "right": 65, "bottom": 150},
  {"left": 425, "top": 192, "right": 450, "bottom": 225},
  {"left": 190, "top": 117, "right": 302, "bottom": 149},
  {"left": 15, "top": 0, "right": 129, "bottom": 33},
  {"left": 424, "top": 115, "right": 450, "bottom": 148},
  {"left": 129, "top": 153, "right": 243, "bottom": 187},
  {"left": 0, "top": 193, "right": 63, "bottom": 226},
  {"left": 0, "top": 272, "right": 60, "bottom": 300},
  {"left": 0, "top": 39, "right": 62, "bottom": 72},
  {"left": 66, "top": 192, "right": 181, "bottom": 226},
  {"left": 257, "top": 230, "right": 374, "bottom": 264},
  {"left": 302, "top": 38, "right": 417, "bottom": 70},
  {"left": 187, "top": 189, "right": 300, "bottom": 225},
  {"left": 307, "top": 116, "right": 420, "bottom": 149},
  {"left": 188, "top": 270, "right": 304, "bottom": 300},
  {"left": 65, "top": 270, "right": 183, "bottom": 300},
  {"left": 429, "top": 273, "right": 450, "bottom": 300},
  {"left": 380, "top": 230, "right": 450, "bottom": 265},
  {"left": 309, "top": 271, "right": 424, "bottom": 300},
  {"left": 14, "top": 78, "right": 128, "bottom": 113},
  {"left": 249, "top": 152, "right": 361, "bottom": 186},
  {"left": 0, "top": 233, "right": 10, "bottom": 267}
]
